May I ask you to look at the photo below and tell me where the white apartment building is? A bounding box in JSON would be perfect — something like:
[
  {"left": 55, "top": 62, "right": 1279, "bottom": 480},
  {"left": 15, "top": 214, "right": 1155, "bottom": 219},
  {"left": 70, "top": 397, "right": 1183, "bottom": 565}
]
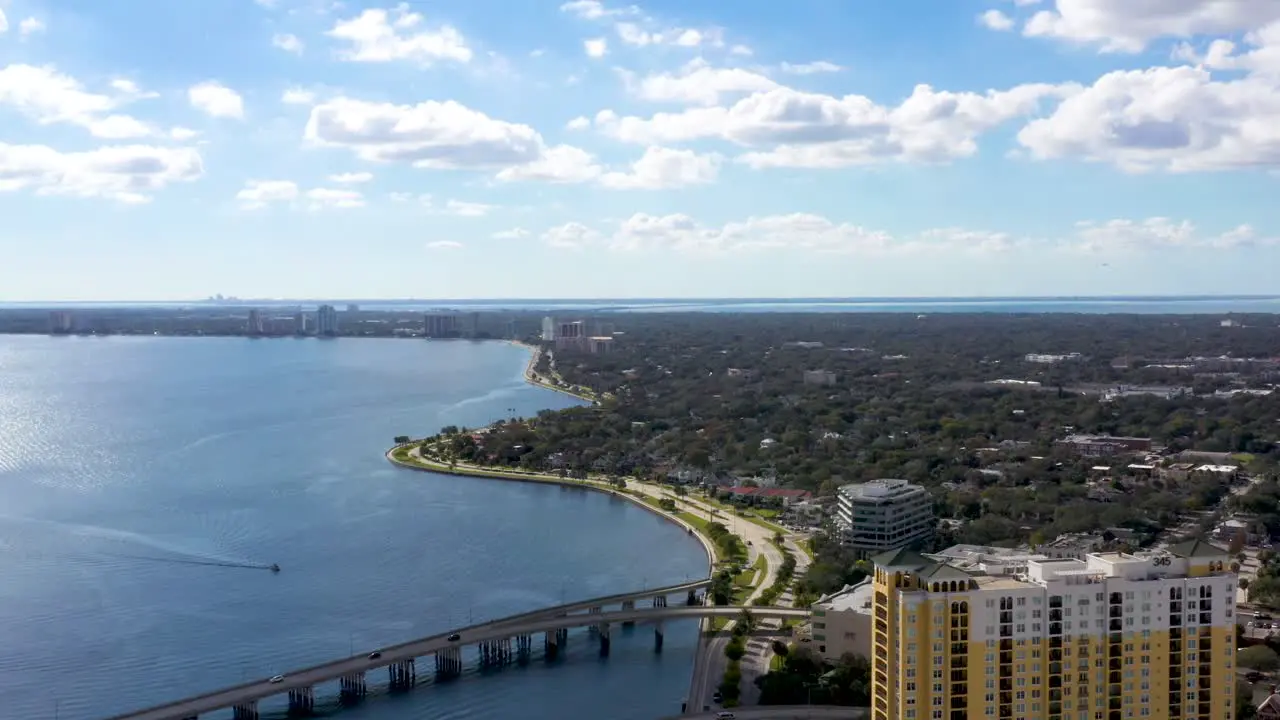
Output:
[
  {"left": 836, "top": 479, "right": 933, "bottom": 555},
  {"left": 541, "top": 316, "right": 556, "bottom": 342}
]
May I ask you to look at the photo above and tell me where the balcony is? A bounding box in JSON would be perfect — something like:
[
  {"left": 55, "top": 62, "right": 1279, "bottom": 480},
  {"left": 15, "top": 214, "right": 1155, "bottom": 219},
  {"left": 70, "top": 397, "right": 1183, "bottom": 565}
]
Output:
[
  {"left": 1000, "top": 611, "right": 1013, "bottom": 624},
  {"left": 1109, "top": 619, "right": 1123, "bottom": 632},
  {"left": 1000, "top": 680, "right": 1013, "bottom": 692},
  {"left": 1168, "top": 680, "right": 1180, "bottom": 693},
  {"left": 1109, "top": 671, "right": 1121, "bottom": 685},
  {"left": 1000, "top": 652, "right": 1014, "bottom": 665},
  {"left": 1050, "top": 650, "right": 1063, "bottom": 662},
  {"left": 1050, "top": 661, "right": 1063, "bottom": 675},
  {"left": 952, "top": 683, "right": 967, "bottom": 696},
  {"left": 1169, "top": 615, "right": 1181, "bottom": 627},
  {"left": 1000, "top": 627, "right": 1012, "bottom": 638},
  {"left": 1050, "top": 609, "right": 1063, "bottom": 622},
  {"left": 951, "top": 670, "right": 968, "bottom": 683},
  {"left": 951, "top": 643, "right": 968, "bottom": 656},
  {"left": 1049, "top": 676, "right": 1062, "bottom": 689},
  {"left": 1000, "top": 639, "right": 1013, "bottom": 651},
  {"left": 1050, "top": 596, "right": 1063, "bottom": 609},
  {"left": 1109, "top": 606, "right": 1123, "bottom": 618},
  {"left": 1110, "top": 593, "right": 1123, "bottom": 605},
  {"left": 1170, "top": 601, "right": 1182, "bottom": 613},
  {"left": 1000, "top": 692, "right": 1013, "bottom": 705},
  {"left": 1109, "top": 658, "right": 1122, "bottom": 671},
  {"left": 1049, "top": 622, "right": 1063, "bottom": 635},
  {"left": 1199, "top": 613, "right": 1212, "bottom": 625}
]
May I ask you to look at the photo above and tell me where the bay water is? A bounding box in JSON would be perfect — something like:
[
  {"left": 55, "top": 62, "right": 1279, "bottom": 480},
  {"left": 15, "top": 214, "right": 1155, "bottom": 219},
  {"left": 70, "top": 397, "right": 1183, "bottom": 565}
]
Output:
[{"left": 0, "top": 336, "right": 706, "bottom": 719}]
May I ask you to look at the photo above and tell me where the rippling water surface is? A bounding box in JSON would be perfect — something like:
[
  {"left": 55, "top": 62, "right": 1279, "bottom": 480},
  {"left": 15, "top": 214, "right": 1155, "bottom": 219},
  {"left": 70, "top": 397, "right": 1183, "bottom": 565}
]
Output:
[{"left": 0, "top": 336, "right": 707, "bottom": 720}]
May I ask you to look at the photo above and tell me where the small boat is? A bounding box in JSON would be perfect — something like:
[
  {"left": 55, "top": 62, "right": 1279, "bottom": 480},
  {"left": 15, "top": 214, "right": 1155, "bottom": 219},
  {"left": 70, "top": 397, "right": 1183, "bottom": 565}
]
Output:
[{"left": 270, "top": 563, "right": 281, "bottom": 573}]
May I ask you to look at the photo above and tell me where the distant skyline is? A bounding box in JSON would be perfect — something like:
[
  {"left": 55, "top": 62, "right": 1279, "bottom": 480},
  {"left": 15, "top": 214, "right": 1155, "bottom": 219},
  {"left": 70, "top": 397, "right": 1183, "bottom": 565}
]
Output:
[{"left": 1, "top": 0, "right": 1278, "bottom": 300}]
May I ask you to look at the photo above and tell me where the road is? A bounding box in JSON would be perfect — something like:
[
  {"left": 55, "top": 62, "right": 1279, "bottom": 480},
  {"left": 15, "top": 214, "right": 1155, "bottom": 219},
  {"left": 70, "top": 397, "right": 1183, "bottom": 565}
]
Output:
[
  {"left": 106, "top": 605, "right": 809, "bottom": 720},
  {"left": 665, "top": 705, "right": 868, "bottom": 719},
  {"left": 624, "top": 482, "right": 815, "bottom": 714}
]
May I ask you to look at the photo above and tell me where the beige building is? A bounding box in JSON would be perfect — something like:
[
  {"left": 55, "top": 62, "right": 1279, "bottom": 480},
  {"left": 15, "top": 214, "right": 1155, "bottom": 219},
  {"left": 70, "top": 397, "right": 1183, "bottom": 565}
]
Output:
[{"left": 811, "top": 578, "right": 874, "bottom": 661}]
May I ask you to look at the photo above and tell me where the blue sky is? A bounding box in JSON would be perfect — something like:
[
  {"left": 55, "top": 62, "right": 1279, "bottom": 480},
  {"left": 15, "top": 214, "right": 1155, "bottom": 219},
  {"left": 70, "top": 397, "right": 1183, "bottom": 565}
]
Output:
[{"left": 1, "top": 0, "right": 1278, "bottom": 300}]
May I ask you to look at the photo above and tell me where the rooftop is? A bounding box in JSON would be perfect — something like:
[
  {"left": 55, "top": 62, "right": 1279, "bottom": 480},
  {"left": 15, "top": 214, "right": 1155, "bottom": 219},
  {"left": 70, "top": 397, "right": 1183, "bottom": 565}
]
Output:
[
  {"left": 815, "top": 578, "right": 875, "bottom": 614},
  {"left": 839, "top": 478, "right": 925, "bottom": 500}
]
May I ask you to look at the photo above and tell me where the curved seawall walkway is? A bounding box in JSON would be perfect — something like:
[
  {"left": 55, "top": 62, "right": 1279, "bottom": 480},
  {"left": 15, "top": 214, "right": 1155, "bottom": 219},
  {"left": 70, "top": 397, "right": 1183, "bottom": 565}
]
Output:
[{"left": 386, "top": 444, "right": 717, "bottom": 571}]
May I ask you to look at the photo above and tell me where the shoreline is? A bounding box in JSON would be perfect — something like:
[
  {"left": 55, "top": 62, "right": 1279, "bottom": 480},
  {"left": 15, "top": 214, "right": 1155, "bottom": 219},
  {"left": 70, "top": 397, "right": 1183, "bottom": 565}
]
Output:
[
  {"left": 506, "top": 339, "right": 598, "bottom": 404},
  {"left": 386, "top": 445, "right": 716, "bottom": 572}
]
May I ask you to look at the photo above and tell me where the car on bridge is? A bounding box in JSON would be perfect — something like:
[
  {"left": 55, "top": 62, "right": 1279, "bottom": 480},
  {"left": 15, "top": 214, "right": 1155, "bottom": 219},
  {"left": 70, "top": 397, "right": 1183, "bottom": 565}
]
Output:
[
  {"left": 447, "top": 633, "right": 461, "bottom": 642},
  {"left": 269, "top": 675, "right": 284, "bottom": 684},
  {"left": 367, "top": 651, "right": 381, "bottom": 660}
]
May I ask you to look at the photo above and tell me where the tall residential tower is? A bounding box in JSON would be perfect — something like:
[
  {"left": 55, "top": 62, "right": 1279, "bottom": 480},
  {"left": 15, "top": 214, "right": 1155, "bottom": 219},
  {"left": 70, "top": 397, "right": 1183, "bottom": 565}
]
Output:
[{"left": 870, "top": 539, "right": 1237, "bottom": 720}]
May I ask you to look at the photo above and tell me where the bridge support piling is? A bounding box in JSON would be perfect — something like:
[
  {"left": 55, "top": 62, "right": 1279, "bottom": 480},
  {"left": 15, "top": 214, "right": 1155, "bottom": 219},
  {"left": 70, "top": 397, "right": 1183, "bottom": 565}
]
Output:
[
  {"left": 389, "top": 659, "right": 416, "bottom": 690},
  {"left": 598, "top": 622, "right": 611, "bottom": 657},
  {"left": 544, "top": 629, "right": 559, "bottom": 660},
  {"left": 621, "top": 599, "right": 635, "bottom": 627},
  {"left": 287, "top": 686, "right": 314, "bottom": 715},
  {"left": 652, "top": 595, "right": 667, "bottom": 608},
  {"left": 232, "top": 701, "right": 258, "bottom": 720},
  {"left": 434, "top": 647, "right": 462, "bottom": 678},
  {"left": 517, "top": 634, "right": 532, "bottom": 663},
  {"left": 687, "top": 589, "right": 697, "bottom": 606},
  {"left": 587, "top": 606, "right": 602, "bottom": 635},
  {"left": 339, "top": 672, "right": 367, "bottom": 702},
  {"left": 655, "top": 621, "right": 665, "bottom": 653}
]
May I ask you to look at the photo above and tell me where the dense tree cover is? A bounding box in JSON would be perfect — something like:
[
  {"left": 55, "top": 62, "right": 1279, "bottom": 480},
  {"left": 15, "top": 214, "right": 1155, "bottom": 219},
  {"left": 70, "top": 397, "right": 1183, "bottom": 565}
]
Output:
[
  {"left": 1238, "top": 645, "right": 1280, "bottom": 671},
  {"left": 795, "top": 533, "right": 874, "bottom": 600},
  {"left": 426, "top": 312, "right": 1280, "bottom": 546},
  {"left": 755, "top": 645, "right": 871, "bottom": 706}
]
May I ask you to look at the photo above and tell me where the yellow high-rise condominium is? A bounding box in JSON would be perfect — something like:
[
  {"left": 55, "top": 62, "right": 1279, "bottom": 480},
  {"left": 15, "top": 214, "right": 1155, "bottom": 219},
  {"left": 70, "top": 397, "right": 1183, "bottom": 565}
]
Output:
[{"left": 870, "top": 540, "right": 1237, "bottom": 720}]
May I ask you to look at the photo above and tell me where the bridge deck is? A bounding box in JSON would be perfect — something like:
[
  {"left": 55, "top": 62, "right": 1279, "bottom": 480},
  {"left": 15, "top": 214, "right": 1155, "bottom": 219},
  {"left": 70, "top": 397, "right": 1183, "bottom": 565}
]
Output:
[{"left": 105, "top": 604, "right": 805, "bottom": 720}]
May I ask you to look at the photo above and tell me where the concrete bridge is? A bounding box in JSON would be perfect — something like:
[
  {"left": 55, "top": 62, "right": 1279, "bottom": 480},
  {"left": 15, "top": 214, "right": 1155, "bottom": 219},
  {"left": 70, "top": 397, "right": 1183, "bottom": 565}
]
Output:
[{"left": 104, "top": 582, "right": 806, "bottom": 720}]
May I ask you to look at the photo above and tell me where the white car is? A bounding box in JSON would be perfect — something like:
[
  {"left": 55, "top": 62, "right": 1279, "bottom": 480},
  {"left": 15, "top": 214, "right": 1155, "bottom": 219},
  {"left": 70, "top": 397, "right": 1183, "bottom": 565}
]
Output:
[{"left": 269, "top": 675, "right": 284, "bottom": 684}]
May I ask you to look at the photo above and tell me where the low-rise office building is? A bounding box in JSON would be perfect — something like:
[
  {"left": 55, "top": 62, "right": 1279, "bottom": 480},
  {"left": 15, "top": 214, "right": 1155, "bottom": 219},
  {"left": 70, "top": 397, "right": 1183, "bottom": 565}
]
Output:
[{"left": 836, "top": 479, "right": 933, "bottom": 556}]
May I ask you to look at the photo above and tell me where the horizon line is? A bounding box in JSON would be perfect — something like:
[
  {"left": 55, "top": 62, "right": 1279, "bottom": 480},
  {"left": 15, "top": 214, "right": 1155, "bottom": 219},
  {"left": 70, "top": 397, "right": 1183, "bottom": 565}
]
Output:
[{"left": 6, "top": 294, "right": 1280, "bottom": 306}]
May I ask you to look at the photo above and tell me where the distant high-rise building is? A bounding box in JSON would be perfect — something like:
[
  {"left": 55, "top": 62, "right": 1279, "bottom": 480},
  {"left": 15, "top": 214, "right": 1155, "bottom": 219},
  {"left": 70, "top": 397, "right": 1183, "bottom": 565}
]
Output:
[
  {"left": 541, "top": 316, "right": 556, "bottom": 342},
  {"left": 465, "top": 311, "right": 480, "bottom": 338},
  {"left": 423, "top": 314, "right": 459, "bottom": 338},
  {"left": 247, "top": 309, "right": 264, "bottom": 335},
  {"left": 555, "top": 320, "right": 587, "bottom": 351},
  {"left": 48, "top": 311, "right": 74, "bottom": 334},
  {"left": 316, "top": 305, "right": 339, "bottom": 336},
  {"left": 346, "top": 304, "right": 360, "bottom": 313},
  {"left": 505, "top": 319, "right": 517, "bottom": 339},
  {"left": 293, "top": 311, "right": 307, "bottom": 335}
]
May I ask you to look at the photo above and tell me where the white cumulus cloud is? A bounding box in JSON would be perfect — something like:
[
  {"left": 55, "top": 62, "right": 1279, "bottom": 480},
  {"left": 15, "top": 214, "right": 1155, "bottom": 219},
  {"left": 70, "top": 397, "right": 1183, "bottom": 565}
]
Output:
[
  {"left": 621, "top": 59, "right": 779, "bottom": 106},
  {"left": 584, "top": 37, "right": 608, "bottom": 57},
  {"left": 19, "top": 17, "right": 45, "bottom": 36},
  {"left": 273, "top": 33, "right": 305, "bottom": 54},
  {"left": 305, "top": 97, "right": 602, "bottom": 184},
  {"left": 0, "top": 64, "right": 156, "bottom": 138},
  {"left": 281, "top": 88, "right": 317, "bottom": 105},
  {"left": 1016, "top": 64, "right": 1280, "bottom": 172},
  {"left": 237, "top": 179, "right": 300, "bottom": 209},
  {"left": 427, "top": 240, "right": 463, "bottom": 250},
  {"left": 327, "top": 8, "right": 471, "bottom": 64},
  {"left": 598, "top": 146, "right": 721, "bottom": 189},
  {"left": 328, "top": 171, "right": 373, "bottom": 183},
  {"left": 493, "top": 228, "right": 530, "bottom": 239},
  {"left": 978, "top": 10, "right": 1016, "bottom": 31},
  {"left": 188, "top": 81, "right": 245, "bottom": 119},
  {"left": 542, "top": 222, "right": 600, "bottom": 249},
  {"left": 0, "top": 142, "right": 202, "bottom": 203},
  {"left": 306, "top": 187, "right": 364, "bottom": 209},
  {"left": 1023, "top": 0, "right": 1280, "bottom": 53},
  {"left": 596, "top": 82, "right": 1076, "bottom": 168},
  {"left": 778, "top": 61, "right": 844, "bottom": 75}
]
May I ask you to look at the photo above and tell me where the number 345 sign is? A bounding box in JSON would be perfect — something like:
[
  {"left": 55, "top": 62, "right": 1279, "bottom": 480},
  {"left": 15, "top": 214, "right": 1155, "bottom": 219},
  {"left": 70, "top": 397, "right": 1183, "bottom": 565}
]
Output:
[{"left": 1153, "top": 556, "right": 1173, "bottom": 567}]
